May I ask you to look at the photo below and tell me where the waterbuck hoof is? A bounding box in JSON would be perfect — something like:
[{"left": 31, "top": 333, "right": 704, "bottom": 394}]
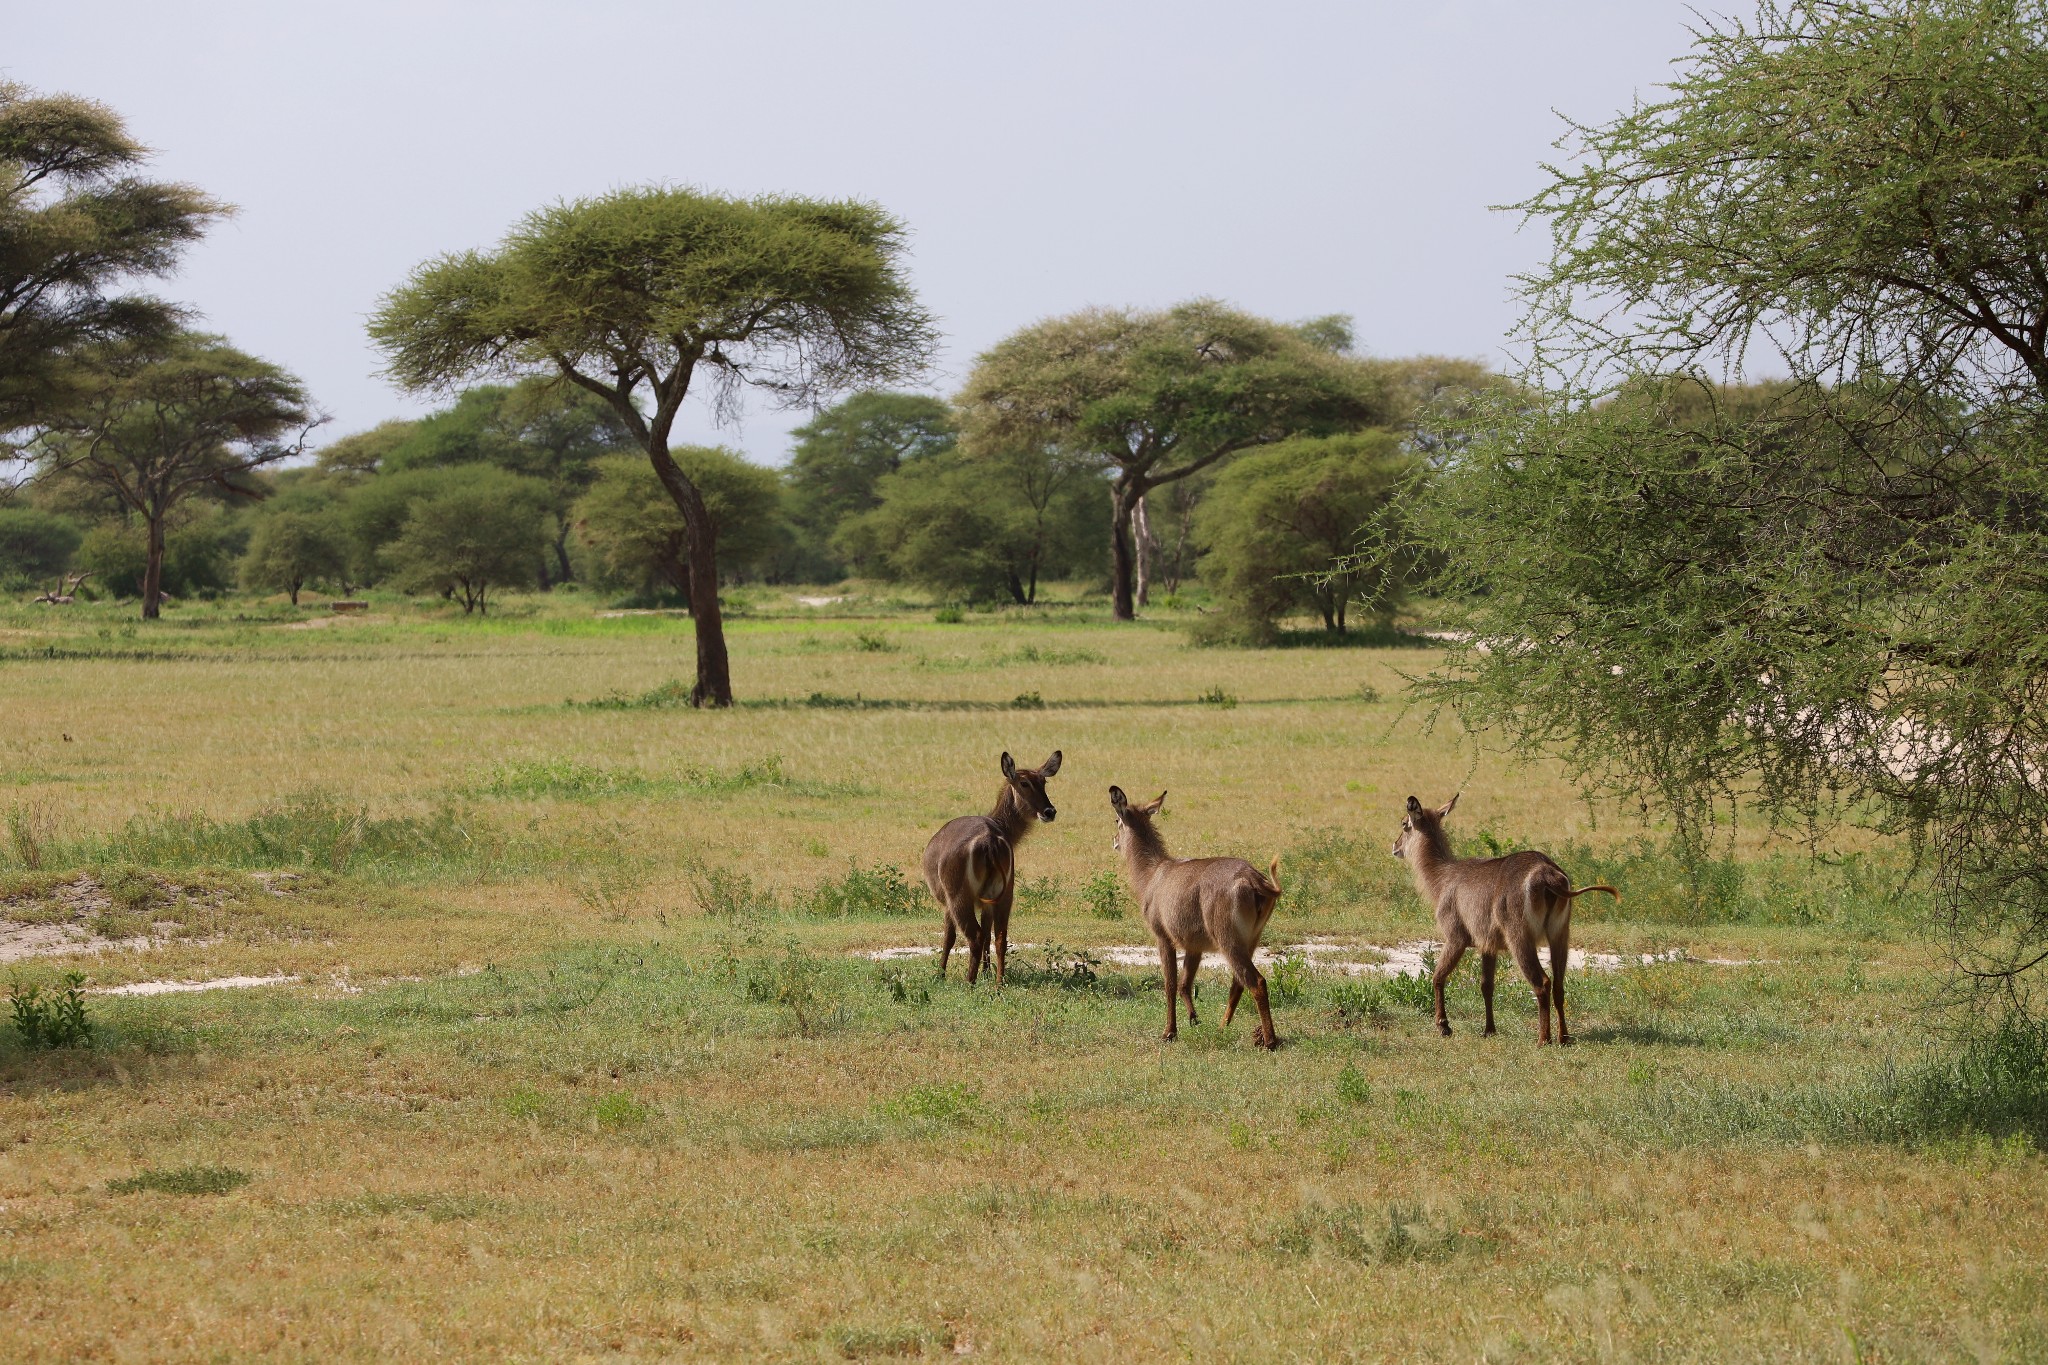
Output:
[
  {"left": 1482, "top": 1024, "right": 1497, "bottom": 1037},
  {"left": 1436, "top": 1022, "right": 1453, "bottom": 1038},
  {"left": 1257, "top": 1032, "right": 1279, "bottom": 1051},
  {"left": 1161, "top": 1030, "right": 1178, "bottom": 1043},
  {"left": 1559, "top": 1034, "right": 1575, "bottom": 1047}
]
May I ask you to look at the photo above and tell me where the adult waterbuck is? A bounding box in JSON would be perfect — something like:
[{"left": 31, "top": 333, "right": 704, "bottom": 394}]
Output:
[
  {"left": 922, "top": 750, "right": 1061, "bottom": 986},
  {"left": 1108, "top": 785, "right": 1284, "bottom": 1049},
  {"left": 1391, "top": 794, "right": 1618, "bottom": 1044}
]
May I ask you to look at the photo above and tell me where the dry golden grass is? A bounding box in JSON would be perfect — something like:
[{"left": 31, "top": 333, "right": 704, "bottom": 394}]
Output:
[{"left": 0, "top": 591, "right": 2040, "bottom": 1361}]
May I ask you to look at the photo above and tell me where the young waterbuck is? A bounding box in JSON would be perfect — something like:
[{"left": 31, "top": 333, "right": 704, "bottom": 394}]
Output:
[
  {"left": 922, "top": 750, "right": 1061, "bottom": 985},
  {"left": 1108, "top": 785, "right": 1284, "bottom": 1049},
  {"left": 1391, "top": 794, "right": 1618, "bottom": 1044}
]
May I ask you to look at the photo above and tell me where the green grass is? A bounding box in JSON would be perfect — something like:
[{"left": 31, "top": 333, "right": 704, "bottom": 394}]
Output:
[{"left": 0, "top": 587, "right": 2040, "bottom": 1359}]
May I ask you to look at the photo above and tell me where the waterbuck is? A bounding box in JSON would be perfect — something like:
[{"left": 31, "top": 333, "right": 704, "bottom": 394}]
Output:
[
  {"left": 1108, "top": 785, "right": 1284, "bottom": 1049},
  {"left": 922, "top": 750, "right": 1061, "bottom": 985},
  {"left": 1391, "top": 794, "right": 1618, "bottom": 1044}
]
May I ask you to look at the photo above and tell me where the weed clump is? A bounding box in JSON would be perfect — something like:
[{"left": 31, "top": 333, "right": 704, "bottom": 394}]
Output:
[
  {"left": 108, "top": 1165, "right": 252, "bottom": 1196},
  {"left": 9, "top": 971, "right": 93, "bottom": 1049},
  {"left": 1271, "top": 1200, "right": 1463, "bottom": 1264}
]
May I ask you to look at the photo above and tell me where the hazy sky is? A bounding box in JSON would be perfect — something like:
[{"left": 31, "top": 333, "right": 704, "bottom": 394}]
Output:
[{"left": 13, "top": 1, "right": 1720, "bottom": 463}]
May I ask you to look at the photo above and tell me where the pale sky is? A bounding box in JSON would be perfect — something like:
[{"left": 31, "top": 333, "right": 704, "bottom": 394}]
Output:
[{"left": 13, "top": 1, "right": 1719, "bottom": 463}]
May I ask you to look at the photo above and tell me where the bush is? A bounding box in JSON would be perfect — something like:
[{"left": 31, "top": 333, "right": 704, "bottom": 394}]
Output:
[
  {"left": 0, "top": 507, "right": 81, "bottom": 582},
  {"left": 9, "top": 971, "right": 92, "bottom": 1049}
]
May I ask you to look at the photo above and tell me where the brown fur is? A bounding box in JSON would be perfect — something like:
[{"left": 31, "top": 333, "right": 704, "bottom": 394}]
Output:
[
  {"left": 921, "top": 751, "right": 1061, "bottom": 986},
  {"left": 1109, "top": 785, "right": 1284, "bottom": 1049},
  {"left": 1391, "top": 794, "right": 1619, "bottom": 1045}
]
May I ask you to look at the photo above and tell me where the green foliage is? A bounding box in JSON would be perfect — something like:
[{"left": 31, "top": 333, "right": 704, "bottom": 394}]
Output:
[
  {"left": 1194, "top": 430, "right": 1423, "bottom": 641},
  {"left": 1197, "top": 685, "right": 1238, "bottom": 708},
  {"left": 9, "top": 971, "right": 92, "bottom": 1049},
  {"left": 835, "top": 446, "right": 1107, "bottom": 604},
  {"left": 1424, "top": 0, "right": 2048, "bottom": 1013},
  {"left": 75, "top": 510, "right": 244, "bottom": 600},
  {"left": 1080, "top": 870, "right": 1125, "bottom": 920},
  {"left": 783, "top": 390, "right": 954, "bottom": 579},
  {"left": 0, "top": 506, "right": 80, "bottom": 582},
  {"left": 40, "top": 331, "right": 315, "bottom": 617},
  {"left": 69, "top": 792, "right": 515, "bottom": 880},
  {"left": 380, "top": 466, "right": 551, "bottom": 613},
  {"left": 107, "top": 1166, "right": 252, "bottom": 1196},
  {"left": 0, "top": 81, "right": 225, "bottom": 436},
  {"left": 956, "top": 300, "right": 1390, "bottom": 616},
  {"left": 573, "top": 448, "right": 784, "bottom": 595},
  {"left": 798, "top": 861, "right": 920, "bottom": 919},
  {"left": 239, "top": 503, "right": 349, "bottom": 603},
  {"left": 369, "top": 185, "right": 940, "bottom": 705}
]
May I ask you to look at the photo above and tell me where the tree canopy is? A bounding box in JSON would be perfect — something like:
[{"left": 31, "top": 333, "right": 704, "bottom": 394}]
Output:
[
  {"left": 369, "top": 186, "right": 936, "bottom": 704},
  {"left": 1197, "top": 430, "right": 1422, "bottom": 640},
  {"left": 783, "top": 390, "right": 954, "bottom": 579},
  {"left": 380, "top": 466, "right": 551, "bottom": 614},
  {"left": 41, "top": 331, "right": 316, "bottom": 617},
  {"left": 956, "top": 300, "right": 1386, "bottom": 619},
  {"left": 1423, "top": 0, "right": 2048, "bottom": 1014},
  {"left": 0, "top": 82, "right": 225, "bottom": 459},
  {"left": 575, "top": 448, "right": 784, "bottom": 599}
]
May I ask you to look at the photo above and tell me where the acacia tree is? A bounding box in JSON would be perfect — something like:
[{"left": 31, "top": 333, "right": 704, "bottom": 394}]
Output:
[
  {"left": 1197, "top": 431, "right": 1421, "bottom": 639},
  {"left": 956, "top": 301, "right": 1385, "bottom": 620},
  {"left": 0, "top": 81, "right": 225, "bottom": 464},
  {"left": 45, "top": 332, "right": 316, "bottom": 617},
  {"left": 369, "top": 187, "right": 936, "bottom": 706},
  {"left": 381, "top": 468, "right": 551, "bottom": 615},
  {"left": 1423, "top": 0, "right": 2048, "bottom": 1013},
  {"left": 239, "top": 502, "right": 348, "bottom": 605}
]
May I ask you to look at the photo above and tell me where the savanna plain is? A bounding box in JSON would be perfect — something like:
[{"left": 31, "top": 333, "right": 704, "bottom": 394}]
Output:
[{"left": 0, "top": 591, "right": 2042, "bottom": 1362}]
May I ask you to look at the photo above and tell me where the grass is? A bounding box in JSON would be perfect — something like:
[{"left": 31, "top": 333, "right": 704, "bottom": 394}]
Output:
[{"left": 0, "top": 587, "right": 2040, "bottom": 1359}]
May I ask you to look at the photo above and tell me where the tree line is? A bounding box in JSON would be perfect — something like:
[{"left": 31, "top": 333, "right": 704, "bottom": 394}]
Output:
[{"left": 11, "top": 1, "right": 2045, "bottom": 1009}]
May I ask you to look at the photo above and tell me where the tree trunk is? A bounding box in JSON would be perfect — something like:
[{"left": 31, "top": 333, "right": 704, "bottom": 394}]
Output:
[
  {"left": 1006, "top": 570, "right": 1027, "bottom": 605},
  {"left": 553, "top": 523, "right": 574, "bottom": 585},
  {"left": 1133, "top": 494, "right": 1153, "bottom": 607},
  {"left": 140, "top": 512, "right": 166, "bottom": 620},
  {"left": 288, "top": 579, "right": 301, "bottom": 607},
  {"left": 1110, "top": 480, "right": 1142, "bottom": 622},
  {"left": 681, "top": 499, "right": 732, "bottom": 706}
]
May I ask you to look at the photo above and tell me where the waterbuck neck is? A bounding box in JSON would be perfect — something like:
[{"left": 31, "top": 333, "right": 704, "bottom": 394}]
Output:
[
  {"left": 1117, "top": 812, "right": 1171, "bottom": 884},
  {"left": 988, "top": 783, "right": 1039, "bottom": 842},
  {"left": 1406, "top": 822, "right": 1458, "bottom": 900}
]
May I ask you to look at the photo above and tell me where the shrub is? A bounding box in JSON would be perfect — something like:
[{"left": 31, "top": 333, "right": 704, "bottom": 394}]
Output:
[{"left": 9, "top": 971, "right": 93, "bottom": 1049}]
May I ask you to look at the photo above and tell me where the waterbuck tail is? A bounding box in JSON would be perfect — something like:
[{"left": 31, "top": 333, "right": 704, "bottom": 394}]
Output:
[
  {"left": 1267, "top": 856, "right": 1283, "bottom": 897},
  {"left": 1565, "top": 884, "right": 1620, "bottom": 901}
]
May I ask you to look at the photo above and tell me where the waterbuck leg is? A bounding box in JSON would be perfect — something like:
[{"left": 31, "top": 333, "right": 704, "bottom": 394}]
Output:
[
  {"left": 1505, "top": 926, "right": 1551, "bottom": 1044},
  {"left": 1481, "top": 953, "right": 1499, "bottom": 1036},
  {"left": 1157, "top": 940, "right": 1179, "bottom": 1041},
  {"left": 1222, "top": 978, "right": 1245, "bottom": 1026},
  {"left": 957, "top": 899, "right": 987, "bottom": 985},
  {"left": 1550, "top": 923, "right": 1572, "bottom": 1046},
  {"left": 938, "top": 918, "right": 958, "bottom": 977},
  {"left": 1249, "top": 968, "right": 1279, "bottom": 1050},
  {"left": 991, "top": 892, "right": 1013, "bottom": 990},
  {"left": 1432, "top": 929, "right": 1470, "bottom": 1038},
  {"left": 1180, "top": 950, "right": 1202, "bottom": 1024}
]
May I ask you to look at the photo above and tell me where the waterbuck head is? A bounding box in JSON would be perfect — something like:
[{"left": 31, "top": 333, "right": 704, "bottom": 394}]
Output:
[
  {"left": 1108, "top": 784, "right": 1167, "bottom": 856},
  {"left": 1393, "top": 792, "right": 1458, "bottom": 859},
  {"left": 1001, "top": 750, "right": 1062, "bottom": 822}
]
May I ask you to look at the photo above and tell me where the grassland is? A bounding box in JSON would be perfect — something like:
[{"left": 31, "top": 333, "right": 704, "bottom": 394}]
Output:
[{"left": 0, "top": 587, "right": 2042, "bottom": 1361}]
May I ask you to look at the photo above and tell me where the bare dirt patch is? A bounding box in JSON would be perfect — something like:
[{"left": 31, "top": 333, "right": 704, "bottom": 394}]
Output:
[{"left": 864, "top": 935, "right": 1766, "bottom": 974}]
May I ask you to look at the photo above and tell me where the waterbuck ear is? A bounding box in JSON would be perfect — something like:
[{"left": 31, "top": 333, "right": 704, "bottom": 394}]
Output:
[
  {"left": 1001, "top": 752, "right": 1017, "bottom": 780},
  {"left": 1145, "top": 790, "right": 1167, "bottom": 815},
  {"left": 1108, "top": 785, "right": 1129, "bottom": 813},
  {"left": 1436, "top": 793, "right": 1459, "bottom": 820},
  {"left": 1040, "top": 750, "right": 1062, "bottom": 777},
  {"left": 1406, "top": 795, "right": 1423, "bottom": 813}
]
